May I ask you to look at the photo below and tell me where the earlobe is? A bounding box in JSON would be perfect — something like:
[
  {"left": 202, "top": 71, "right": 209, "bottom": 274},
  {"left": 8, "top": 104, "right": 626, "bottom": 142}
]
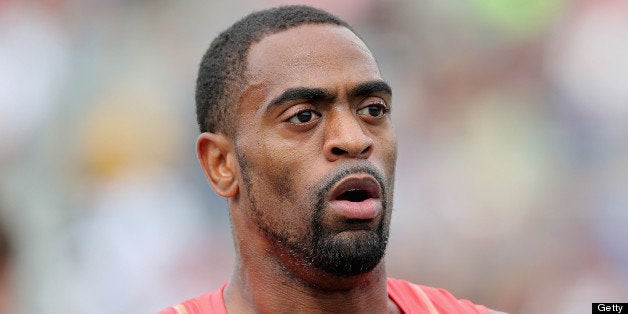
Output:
[{"left": 197, "top": 132, "right": 239, "bottom": 198}]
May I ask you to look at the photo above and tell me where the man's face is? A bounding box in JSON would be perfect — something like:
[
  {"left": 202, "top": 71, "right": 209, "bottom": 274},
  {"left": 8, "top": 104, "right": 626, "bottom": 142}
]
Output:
[{"left": 233, "top": 24, "right": 397, "bottom": 276}]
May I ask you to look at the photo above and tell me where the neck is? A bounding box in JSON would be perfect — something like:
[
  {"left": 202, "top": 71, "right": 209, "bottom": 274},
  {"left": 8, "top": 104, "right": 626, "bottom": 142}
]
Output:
[
  {"left": 225, "top": 262, "right": 391, "bottom": 313},
  {"left": 224, "top": 263, "right": 390, "bottom": 313}
]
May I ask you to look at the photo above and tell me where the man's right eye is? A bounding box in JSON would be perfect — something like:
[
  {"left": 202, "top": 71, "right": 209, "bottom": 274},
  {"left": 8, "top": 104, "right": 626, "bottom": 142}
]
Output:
[{"left": 288, "top": 110, "right": 321, "bottom": 124}]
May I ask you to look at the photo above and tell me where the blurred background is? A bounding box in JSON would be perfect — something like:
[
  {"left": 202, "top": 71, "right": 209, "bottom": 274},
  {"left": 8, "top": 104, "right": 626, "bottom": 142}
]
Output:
[{"left": 1, "top": 0, "right": 627, "bottom": 313}]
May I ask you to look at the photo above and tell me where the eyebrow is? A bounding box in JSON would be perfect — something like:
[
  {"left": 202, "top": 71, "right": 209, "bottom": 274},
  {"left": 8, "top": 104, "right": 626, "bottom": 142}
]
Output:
[
  {"left": 267, "top": 87, "right": 333, "bottom": 109},
  {"left": 266, "top": 80, "right": 392, "bottom": 109},
  {"left": 348, "top": 80, "right": 392, "bottom": 99}
]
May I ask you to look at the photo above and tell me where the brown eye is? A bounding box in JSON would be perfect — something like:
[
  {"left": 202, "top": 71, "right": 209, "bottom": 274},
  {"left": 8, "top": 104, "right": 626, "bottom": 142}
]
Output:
[
  {"left": 357, "top": 104, "right": 387, "bottom": 117},
  {"left": 288, "top": 110, "right": 321, "bottom": 124}
]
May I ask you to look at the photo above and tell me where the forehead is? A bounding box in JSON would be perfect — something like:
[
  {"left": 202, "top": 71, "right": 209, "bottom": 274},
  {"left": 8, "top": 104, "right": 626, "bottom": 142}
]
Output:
[{"left": 245, "top": 24, "right": 381, "bottom": 94}]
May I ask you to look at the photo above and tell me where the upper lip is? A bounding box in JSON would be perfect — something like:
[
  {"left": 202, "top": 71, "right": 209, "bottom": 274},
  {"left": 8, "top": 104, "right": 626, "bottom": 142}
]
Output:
[{"left": 329, "top": 175, "right": 381, "bottom": 201}]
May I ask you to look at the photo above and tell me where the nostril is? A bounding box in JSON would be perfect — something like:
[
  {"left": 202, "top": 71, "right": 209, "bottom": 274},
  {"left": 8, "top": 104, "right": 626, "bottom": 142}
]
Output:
[
  {"left": 331, "top": 147, "right": 346, "bottom": 155},
  {"left": 359, "top": 146, "right": 371, "bottom": 157}
]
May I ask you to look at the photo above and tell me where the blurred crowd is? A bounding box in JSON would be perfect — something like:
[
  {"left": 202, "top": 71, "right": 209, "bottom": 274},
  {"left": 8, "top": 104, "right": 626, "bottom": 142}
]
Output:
[{"left": 0, "top": 0, "right": 626, "bottom": 313}]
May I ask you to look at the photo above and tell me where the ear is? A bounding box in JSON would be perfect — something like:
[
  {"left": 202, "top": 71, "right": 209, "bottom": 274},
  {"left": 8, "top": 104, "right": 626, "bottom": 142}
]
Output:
[{"left": 197, "top": 132, "right": 239, "bottom": 198}]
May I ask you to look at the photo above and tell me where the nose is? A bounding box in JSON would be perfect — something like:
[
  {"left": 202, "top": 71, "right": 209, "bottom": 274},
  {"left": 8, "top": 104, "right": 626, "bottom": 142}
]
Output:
[{"left": 323, "top": 110, "right": 374, "bottom": 162}]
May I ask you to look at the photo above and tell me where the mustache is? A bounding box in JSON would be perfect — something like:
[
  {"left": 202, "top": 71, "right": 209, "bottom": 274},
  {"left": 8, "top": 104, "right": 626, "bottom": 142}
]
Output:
[{"left": 314, "top": 161, "right": 388, "bottom": 208}]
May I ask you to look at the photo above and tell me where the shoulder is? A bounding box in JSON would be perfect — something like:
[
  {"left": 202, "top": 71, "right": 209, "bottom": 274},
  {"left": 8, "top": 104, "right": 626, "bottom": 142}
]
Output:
[
  {"left": 155, "top": 282, "right": 228, "bottom": 314},
  {"left": 387, "top": 278, "right": 499, "bottom": 314}
]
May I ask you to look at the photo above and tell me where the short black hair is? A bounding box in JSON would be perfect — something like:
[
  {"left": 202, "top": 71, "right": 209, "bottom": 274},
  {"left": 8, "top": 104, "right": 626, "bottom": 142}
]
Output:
[{"left": 195, "top": 5, "right": 352, "bottom": 135}]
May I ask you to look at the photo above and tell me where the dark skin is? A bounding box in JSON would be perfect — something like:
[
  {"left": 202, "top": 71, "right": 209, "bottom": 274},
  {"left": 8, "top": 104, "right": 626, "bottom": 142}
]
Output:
[{"left": 197, "top": 24, "right": 400, "bottom": 313}]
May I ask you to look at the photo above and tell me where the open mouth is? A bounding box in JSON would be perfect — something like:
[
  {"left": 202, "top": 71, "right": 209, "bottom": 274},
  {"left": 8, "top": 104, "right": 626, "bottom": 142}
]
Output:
[
  {"left": 330, "top": 176, "right": 380, "bottom": 202},
  {"left": 335, "top": 189, "right": 372, "bottom": 202},
  {"left": 327, "top": 175, "right": 382, "bottom": 221}
]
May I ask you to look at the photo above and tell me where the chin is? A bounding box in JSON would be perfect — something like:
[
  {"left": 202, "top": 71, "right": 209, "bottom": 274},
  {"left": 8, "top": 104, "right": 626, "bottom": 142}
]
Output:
[{"left": 311, "top": 228, "right": 388, "bottom": 277}]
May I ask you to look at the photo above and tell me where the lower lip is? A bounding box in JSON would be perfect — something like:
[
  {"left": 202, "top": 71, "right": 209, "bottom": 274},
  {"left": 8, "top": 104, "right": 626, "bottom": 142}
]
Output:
[{"left": 329, "top": 198, "right": 381, "bottom": 220}]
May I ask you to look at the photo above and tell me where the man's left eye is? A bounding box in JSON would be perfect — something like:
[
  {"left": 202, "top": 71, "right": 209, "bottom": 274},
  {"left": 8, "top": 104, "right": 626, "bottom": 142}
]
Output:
[{"left": 357, "top": 104, "right": 387, "bottom": 117}]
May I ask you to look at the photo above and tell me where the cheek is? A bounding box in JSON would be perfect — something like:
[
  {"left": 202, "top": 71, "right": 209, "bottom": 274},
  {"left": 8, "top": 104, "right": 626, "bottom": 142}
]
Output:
[
  {"left": 255, "top": 146, "right": 297, "bottom": 196},
  {"left": 241, "top": 141, "right": 317, "bottom": 224},
  {"left": 256, "top": 134, "right": 321, "bottom": 195},
  {"left": 374, "top": 128, "right": 397, "bottom": 174},
  {"left": 267, "top": 159, "right": 295, "bottom": 200}
]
